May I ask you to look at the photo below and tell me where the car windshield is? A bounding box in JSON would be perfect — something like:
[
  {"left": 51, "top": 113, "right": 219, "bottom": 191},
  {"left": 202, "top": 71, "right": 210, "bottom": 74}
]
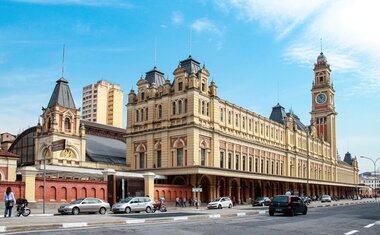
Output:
[
  {"left": 211, "top": 197, "right": 222, "bottom": 202},
  {"left": 255, "top": 197, "right": 264, "bottom": 201},
  {"left": 70, "top": 199, "right": 84, "bottom": 204},
  {"left": 119, "top": 197, "right": 133, "bottom": 203},
  {"left": 272, "top": 196, "right": 288, "bottom": 203},
  {"left": 322, "top": 195, "right": 330, "bottom": 198}
]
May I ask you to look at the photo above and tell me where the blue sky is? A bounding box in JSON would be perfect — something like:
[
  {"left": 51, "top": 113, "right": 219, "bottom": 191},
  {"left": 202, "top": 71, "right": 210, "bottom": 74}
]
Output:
[{"left": 1, "top": 0, "right": 379, "bottom": 173}]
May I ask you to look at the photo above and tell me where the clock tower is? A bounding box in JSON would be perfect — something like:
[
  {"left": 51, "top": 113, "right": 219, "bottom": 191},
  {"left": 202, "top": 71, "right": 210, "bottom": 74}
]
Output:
[{"left": 310, "top": 52, "right": 337, "bottom": 160}]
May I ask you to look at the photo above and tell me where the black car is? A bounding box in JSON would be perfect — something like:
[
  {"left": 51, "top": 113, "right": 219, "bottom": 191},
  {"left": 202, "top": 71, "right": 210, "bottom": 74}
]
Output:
[
  {"left": 252, "top": 197, "right": 271, "bottom": 206},
  {"left": 269, "top": 195, "right": 307, "bottom": 216}
]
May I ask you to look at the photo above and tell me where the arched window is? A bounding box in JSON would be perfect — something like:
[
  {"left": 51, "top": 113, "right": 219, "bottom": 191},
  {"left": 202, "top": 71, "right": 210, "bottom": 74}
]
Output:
[
  {"left": 172, "top": 101, "right": 176, "bottom": 115},
  {"left": 236, "top": 155, "right": 240, "bottom": 170},
  {"left": 139, "top": 152, "right": 145, "bottom": 169},
  {"left": 201, "top": 101, "right": 205, "bottom": 115},
  {"left": 158, "top": 105, "right": 162, "bottom": 119},
  {"left": 184, "top": 99, "right": 188, "bottom": 113},
  {"left": 228, "top": 152, "right": 232, "bottom": 169},
  {"left": 228, "top": 111, "right": 231, "bottom": 124},
  {"left": 178, "top": 100, "right": 182, "bottom": 114},
  {"left": 47, "top": 117, "right": 51, "bottom": 130},
  {"left": 145, "top": 107, "right": 148, "bottom": 120},
  {"left": 206, "top": 103, "right": 209, "bottom": 116},
  {"left": 200, "top": 148, "right": 206, "bottom": 166},
  {"left": 242, "top": 156, "right": 246, "bottom": 171},
  {"left": 178, "top": 81, "right": 183, "bottom": 91},
  {"left": 64, "top": 118, "right": 70, "bottom": 131},
  {"left": 177, "top": 148, "right": 183, "bottom": 166},
  {"left": 140, "top": 109, "right": 144, "bottom": 121},
  {"left": 136, "top": 110, "right": 139, "bottom": 122}
]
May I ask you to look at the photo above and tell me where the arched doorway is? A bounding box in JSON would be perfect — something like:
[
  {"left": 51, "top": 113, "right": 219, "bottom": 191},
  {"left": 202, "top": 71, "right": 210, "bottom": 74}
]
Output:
[
  {"left": 231, "top": 179, "right": 238, "bottom": 202},
  {"left": 254, "top": 180, "right": 262, "bottom": 198},
  {"left": 219, "top": 179, "right": 225, "bottom": 197},
  {"left": 200, "top": 176, "right": 210, "bottom": 203}
]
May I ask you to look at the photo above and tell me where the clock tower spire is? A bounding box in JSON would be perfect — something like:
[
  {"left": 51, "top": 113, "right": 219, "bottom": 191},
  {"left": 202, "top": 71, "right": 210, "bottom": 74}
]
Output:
[{"left": 310, "top": 51, "right": 337, "bottom": 160}]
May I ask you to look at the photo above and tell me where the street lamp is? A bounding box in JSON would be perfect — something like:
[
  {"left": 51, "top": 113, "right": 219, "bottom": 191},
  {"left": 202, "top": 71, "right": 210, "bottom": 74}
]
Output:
[
  {"left": 360, "top": 156, "right": 380, "bottom": 200},
  {"left": 306, "top": 112, "right": 335, "bottom": 198}
]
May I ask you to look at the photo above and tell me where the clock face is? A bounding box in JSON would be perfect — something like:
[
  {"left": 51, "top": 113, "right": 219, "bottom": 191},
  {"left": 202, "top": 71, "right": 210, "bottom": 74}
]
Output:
[{"left": 316, "top": 93, "right": 327, "bottom": 104}]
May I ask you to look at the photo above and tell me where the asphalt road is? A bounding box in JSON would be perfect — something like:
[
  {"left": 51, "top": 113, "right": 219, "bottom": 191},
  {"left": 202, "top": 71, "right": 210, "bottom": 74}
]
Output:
[{"left": 5, "top": 203, "right": 379, "bottom": 235}]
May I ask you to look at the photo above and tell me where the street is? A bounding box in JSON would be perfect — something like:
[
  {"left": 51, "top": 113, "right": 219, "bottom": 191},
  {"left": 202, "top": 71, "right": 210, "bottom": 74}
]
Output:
[{"left": 4, "top": 203, "right": 379, "bottom": 235}]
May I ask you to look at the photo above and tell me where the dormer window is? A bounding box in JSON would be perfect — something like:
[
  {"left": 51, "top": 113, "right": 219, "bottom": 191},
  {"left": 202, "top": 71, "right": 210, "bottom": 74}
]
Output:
[
  {"left": 141, "top": 92, "right": 145, "bottom": 101},
  {"left": 178, "top": 81, "right": 183, "bottom": 91},
  {"left": 319, "top": 76, "right": 324, "bottom": 82},
  {"left": 201, "top": 83, "right": 205, "bottom": 92}
]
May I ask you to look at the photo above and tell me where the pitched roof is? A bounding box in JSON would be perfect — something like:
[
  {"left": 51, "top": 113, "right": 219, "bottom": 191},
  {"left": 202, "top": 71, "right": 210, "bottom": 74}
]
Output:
[
  {"left": 180, "top": 55, "right": 200, "bottom": 75},
  {"left": 47, "top": 77, "right": 76, "bottom": 109},
  {"left": 269, "top": 103, "right": 286, "bottom": 124},
  {"left": 145, "top": 66, "right": 165, "bottom": 86},
  {"left": 86, "top": 135, "right": 126, "bottom": 165},
  {"left": 0, "top": 149, "right": 19, "bottom": 158}
]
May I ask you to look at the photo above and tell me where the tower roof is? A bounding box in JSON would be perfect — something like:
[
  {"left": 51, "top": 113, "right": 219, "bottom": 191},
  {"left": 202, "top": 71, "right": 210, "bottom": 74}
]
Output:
[
  {"left": 317, "top": 52, "right": 327, "bottom": 63},
  {"left": 47, "top": 77, "right": 76, "bottom": 109},
  {"left": 180, "top": 55, "right": 200, "bottom": 75},
  {"left": 343, "top": 152, "right": 353, "bottom": 165},
  {"left": 145, "top": 66, "right": 165, "bottom": 86}
]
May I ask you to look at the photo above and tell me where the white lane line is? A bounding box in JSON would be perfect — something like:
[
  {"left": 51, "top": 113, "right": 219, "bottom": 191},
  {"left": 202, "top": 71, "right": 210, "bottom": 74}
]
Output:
[
  {"left": 29, "top": 214, "right": 54, "bottom": 217},
  {"left": 62, "top": 222, "right": 88, "bottom": 228},
  {"left": 209, "top": 214, "right": 221, "bottom": 218},
  {"left": 259, "top": 210, "right": 266, "bottom": 214},
  {"left": 126, "top": 219, "right": 146, "bottom": 224},
  {"left": 237, "top": 212, "right": 246, "bottom": 216},
  {"left": 364, "top": 223, "right": 374, "bottom": 228},
  {"left": 344, "top": 230, "right": 358, "bottom": 235},
  {"left": 173, "top": 216, "right": 188, "bottom": 220},
  {"left": 0, "top": 226, "right": 6, "bottom": 232}
]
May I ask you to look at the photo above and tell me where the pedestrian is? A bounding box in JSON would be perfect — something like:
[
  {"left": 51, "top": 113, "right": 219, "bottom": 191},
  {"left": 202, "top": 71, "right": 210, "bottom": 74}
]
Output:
[
  {"left": 182, "top": 196, "right": 186, "bottom": 207},
  {"left": 232, "top": 196, "right": 236, "bottom": 206},
  {"left": 175, "top": 196, "right": 180, "bottom": 207},
  {"left": 189, "top": 197, "right": 192, "bottom": 207},
  {"left": 4, "top": 186, "right": 16, "bottom": 218},
  {"left": 285, "top": 189, "right": 292, "bottom": 196},
  {"left": 195, "top": 197, "right": 199, "bottom": 209}
]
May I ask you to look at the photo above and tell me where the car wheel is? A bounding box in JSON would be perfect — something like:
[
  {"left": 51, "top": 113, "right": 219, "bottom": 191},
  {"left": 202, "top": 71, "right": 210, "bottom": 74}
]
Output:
[
  {"left": 125, "top": 207, "right": 131, "bottom": 214},
  {"left": 99, "top": 207, "right": 106, "bottom": 215},
  {"left": 289, "top": 209, "right": 295, "bottom": 217},
  {"left": 269, "top": 210, "right": 274, "bottom": 216},
  {"left": 72, "top": 207, "right": 80, "bottom": 215},
  {"left": 218, "top": 204, "right": 222, "bottom": 209},
  {"left": 302, "top": 207, "right": 307, "bottom": 215},
  {"left": 228, "top": 204, "right": 232, "bottom": 208},
  {"left": 146, "top": 206, "right": 152, "bottom": 213}
]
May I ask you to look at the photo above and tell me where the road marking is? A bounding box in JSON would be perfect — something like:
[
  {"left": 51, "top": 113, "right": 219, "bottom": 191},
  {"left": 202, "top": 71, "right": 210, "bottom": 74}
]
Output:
[
  {"left": 62, "top": 222, "right": 88, "bottom": 228},
  {"left": 344, "top": 230, "right": 358, "bottom": 235},
  {"left": 209, "top": 214, "right": 221, "bottom": 218},
  {"left": 237, "top": 212, "right": 246, "bottom": 216},
  {"left": 364, "top": 223, "right": 374, "bottom": 228},
  {"left": 0, "top": 226, "right": 5, "bottom": 232},
  {"left": 126, "top": 219, "right": 145, "bottom": 224},
  {"left": 29, "top": 214, "right": 54, "bottom": 217},
  {"left": 173, "top": 216, "right": 188, "bottom": 220}
]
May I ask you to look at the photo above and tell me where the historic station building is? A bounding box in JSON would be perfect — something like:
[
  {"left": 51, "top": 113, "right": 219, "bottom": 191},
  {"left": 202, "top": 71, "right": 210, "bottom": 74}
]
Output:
[{"left": 126, "top": 53, "right": 359, "bottom": 203}]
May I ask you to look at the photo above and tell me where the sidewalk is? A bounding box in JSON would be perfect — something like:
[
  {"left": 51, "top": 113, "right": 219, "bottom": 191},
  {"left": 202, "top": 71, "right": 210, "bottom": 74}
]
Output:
[{"left": 0, "top": 199, "right": 378, "bottom": 233}]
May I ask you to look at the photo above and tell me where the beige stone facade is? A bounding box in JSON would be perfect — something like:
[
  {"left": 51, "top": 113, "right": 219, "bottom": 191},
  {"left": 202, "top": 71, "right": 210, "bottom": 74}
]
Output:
[
  {"left": 82, "top": 80, "right": 124, "bottom": 128},
  {"left": 126, "top": 55, "right": 359, "bottom": 202}
]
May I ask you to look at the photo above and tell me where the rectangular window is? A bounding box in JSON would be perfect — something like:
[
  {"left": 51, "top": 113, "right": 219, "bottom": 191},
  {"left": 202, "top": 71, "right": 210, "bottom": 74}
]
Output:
[
  {"left": 228, "top": 111, "right": 231, "bottom": 124},
  {"left": 220, "top": 152, "right": 224, "bottom": 168},
  {"left": 271, "top": 161, "right": 274, "bottom": 174},
  {"left": 242, "top": 117, "right": 245, "bottom": 129},
  {"left": 236, "top": 155, "right": 239, "bottom": 170},
  {"left": 184, "top": 99, "right": 188, "bottom": 113},
  {"left": 178, "top": 82, "right": 183, "bottom": 91},
  {"left": 249, "top": 119, "right": 252, "bottom": 131},
  {"left": 201, "top": 148, "right": 206, "bottom": 166},
  {"left": 249, "top": 157, "right": 252, "bottom": 172},
  {"left": 139, "top": 152, "right": 145, "bottom": 169},
  {"left": 228, "top": 153, "right": 232, "bottom": 169},
  {"left": 206, "top": 103, "right": 209, "bottom": 116},
  {"left": 177, "top": 148, "right": 183, "bottom": 166},
  {"left": 172, "top": 102, "right": 176, "bottom": 115},
  {"left": 201, "top": 83, "right": 205, "bottom": 92},
  {"left": 235, "top": 114, "right": 239, "bottom": 126},
  {"left": 145, "top": 108, "right": 148, "bottom": 120},
  {"left": 156, "top": 151, "right": 161, "bottom": 168},
  {"left": 141, "top": 92, "right": 145, "bottom": 100},
  {"left": 266, "top": 160, "right": 269, "bottom": 173},
  {"left": 255, "top": 158, "right": 258, "bottom": 172},
  {"left": 242, "top": 156, "right": 246, "bottom": 171},
  {"left": 220, "top": 108, "right": 224, "bottom": 122}
]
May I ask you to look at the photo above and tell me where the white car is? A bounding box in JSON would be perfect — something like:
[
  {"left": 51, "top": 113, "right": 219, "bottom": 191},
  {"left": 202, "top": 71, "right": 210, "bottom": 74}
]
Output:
[
  {"left": 321, "top": 195, "right": 332, "bottom": 203},
  {"left": 207, "top": 197, "right": 233, "bottom": 209},
  {"left": 112, "top": 196, "right": 154, "bottom": 213}
]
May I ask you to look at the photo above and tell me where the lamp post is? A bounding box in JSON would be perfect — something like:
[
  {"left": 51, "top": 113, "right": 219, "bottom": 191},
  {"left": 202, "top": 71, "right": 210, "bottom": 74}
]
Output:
[
  {"left": 306, "top": 112, "right": 335, "bottom": 198},
  {"left": 360, "top": 156, "right": 380, "bottom": 200}
]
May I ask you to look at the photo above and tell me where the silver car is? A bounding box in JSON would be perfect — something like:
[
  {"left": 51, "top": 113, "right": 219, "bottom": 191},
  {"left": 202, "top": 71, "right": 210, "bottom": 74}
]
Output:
[
  {"left": 112, "top": 196, "right": 154, "bottom": 213},
  {"left": 58, "top": 198, "right": 110, "bottom": 215},
  {"left": 321, "top": 195, "right": 332, "bottom": 203}
]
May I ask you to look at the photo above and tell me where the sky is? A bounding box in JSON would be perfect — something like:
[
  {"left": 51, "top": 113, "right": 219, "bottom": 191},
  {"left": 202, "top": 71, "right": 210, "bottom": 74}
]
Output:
[{"left": 0, "top": 0, "right": 379, "bottom": 173}]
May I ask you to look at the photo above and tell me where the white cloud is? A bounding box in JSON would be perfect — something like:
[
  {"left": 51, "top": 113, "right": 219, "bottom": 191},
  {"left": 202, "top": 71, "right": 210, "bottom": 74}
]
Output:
[
  {"left": 215, "top": 0, "right": 327, "bottom": 39},
  {"left": 10, "top": 0, "right": 134, "bottom": 8},
  {"left": 171, "top": 11, "right": 184, "bottom": 25},
  {"left": 191, "top": 18, "right": 221, "bottom": 35}
]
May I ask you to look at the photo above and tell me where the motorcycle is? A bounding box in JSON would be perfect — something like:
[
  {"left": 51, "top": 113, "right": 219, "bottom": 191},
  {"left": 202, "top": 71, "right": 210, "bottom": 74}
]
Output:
[
  {"left": 151, "top": 201, "right": 167, "bottom": 213},
  {"left": 16, "top": 198, "right": 31, "bottom": 217}
]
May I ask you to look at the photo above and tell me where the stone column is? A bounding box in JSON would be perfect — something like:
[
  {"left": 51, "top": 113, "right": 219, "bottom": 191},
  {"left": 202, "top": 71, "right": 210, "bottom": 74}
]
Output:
[
  {"left": 102, "top": 168, "right": 116, "bottom": 181},
  {"left": 143, "top": 172, "right": 155, "bottom": 199},
  {"left": 19, "top": 166, "right": 38, "bottom": 203}
]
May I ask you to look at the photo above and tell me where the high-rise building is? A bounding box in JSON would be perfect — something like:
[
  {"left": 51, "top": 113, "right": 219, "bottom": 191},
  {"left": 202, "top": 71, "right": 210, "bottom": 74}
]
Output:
[{"left": 82, "top": 80, "right": 124, "bottom": 128}]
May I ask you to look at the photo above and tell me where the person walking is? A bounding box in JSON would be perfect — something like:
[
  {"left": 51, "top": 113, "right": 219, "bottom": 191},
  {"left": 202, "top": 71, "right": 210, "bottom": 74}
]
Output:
[
  {"left": 4, "top": 186, "right": 16, "bottom": 218},
  {"left": 182, "top": 196, "right": 186, "bottom": 207},
  {"left": 175, "top": 196, "right": 180, "bottom": 207}
]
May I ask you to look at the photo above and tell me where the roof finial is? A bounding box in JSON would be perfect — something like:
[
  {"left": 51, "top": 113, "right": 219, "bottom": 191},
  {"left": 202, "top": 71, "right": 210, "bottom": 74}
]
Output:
[
  {"left": 320, "top": 37, "right": 323, "bottom": 53},
  {"left": 61, "top": 44, "right": 65, "bottom": 78}
]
